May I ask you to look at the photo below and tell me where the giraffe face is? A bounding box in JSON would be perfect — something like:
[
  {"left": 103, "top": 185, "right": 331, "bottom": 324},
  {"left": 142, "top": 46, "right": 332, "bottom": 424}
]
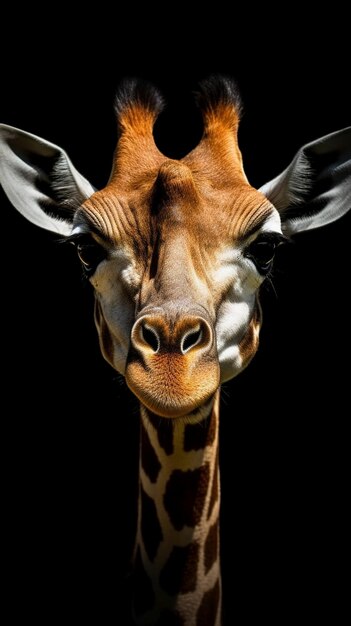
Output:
[
  {"left": 64, "top": 80, "right": 288, "bottom": 418},
  {"left": 68, "top": 82, "right": 287, "bottom": 418},
  {"left": 74, "top": 165, "right": 282, "bottom": 417}
]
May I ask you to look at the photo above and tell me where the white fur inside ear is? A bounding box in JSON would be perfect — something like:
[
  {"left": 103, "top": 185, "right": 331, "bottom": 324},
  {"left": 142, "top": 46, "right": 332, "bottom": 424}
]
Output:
[
  {"left": 0, "top": 124, "right": 94, "bottom": 236},
  {"left": 259, "top": 127, "right": 351, "bottom": 236},
  {"left": 259, "top": 150, "right": 313, "bottom": 212}
]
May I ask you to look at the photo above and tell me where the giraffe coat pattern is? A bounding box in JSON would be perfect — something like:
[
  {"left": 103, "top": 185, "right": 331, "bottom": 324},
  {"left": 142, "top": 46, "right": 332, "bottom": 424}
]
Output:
[{"left": 0, "top": 76, "right": 350, "bottom": 625}]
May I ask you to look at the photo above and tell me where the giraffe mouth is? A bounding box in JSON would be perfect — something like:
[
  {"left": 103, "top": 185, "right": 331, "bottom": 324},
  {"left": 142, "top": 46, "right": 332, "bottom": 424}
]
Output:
[
  {"left": 126, "top": 377, "right": 219, "bottom": 418},
  {"left": 125, "top": 353, "right": 220, "bottom": 418}
]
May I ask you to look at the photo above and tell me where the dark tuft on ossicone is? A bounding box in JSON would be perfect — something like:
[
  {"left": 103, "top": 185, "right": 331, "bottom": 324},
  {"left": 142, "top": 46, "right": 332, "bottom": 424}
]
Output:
[
  {"left": 195, "top": 75, "right": 243, "bottom": 119},
  {"left": 114, "top": 78, "right": 164, "bottom": 119}
]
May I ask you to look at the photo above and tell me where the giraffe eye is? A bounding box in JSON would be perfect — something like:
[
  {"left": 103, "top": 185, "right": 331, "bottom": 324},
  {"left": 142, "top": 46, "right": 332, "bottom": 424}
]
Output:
[
  {"left": 245, "top": 233, "right": 286, "bottom": 275},
  {"left": 76, "top": 237, "right": 107, "bottom": 276}
]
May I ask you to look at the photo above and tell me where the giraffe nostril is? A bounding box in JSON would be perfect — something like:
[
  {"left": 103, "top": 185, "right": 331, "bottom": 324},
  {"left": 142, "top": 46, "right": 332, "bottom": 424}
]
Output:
[
  {"left": 181, "top": 327, "right": 203, "bottom": 354},
  {"left": 131, "top": 314, "right": 213, "bottom": 357},
  {"left": 141, "top": 323, "right": 160, "bottom": 353}
]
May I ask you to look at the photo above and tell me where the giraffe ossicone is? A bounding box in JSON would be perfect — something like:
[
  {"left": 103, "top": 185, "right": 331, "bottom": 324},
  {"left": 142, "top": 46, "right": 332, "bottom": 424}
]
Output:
[{"left": 1, "top": 76, "right": 350, "bottom": 625}]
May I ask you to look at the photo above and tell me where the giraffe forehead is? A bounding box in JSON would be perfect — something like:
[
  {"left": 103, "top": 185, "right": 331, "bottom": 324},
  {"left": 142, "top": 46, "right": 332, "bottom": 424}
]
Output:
[{"left": 78, "top": 171, "right": 275, "bottom": 249}]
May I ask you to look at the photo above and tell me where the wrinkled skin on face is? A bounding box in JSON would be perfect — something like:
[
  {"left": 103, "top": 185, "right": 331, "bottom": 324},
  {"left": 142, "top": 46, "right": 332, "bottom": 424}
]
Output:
[
  {"left": 78, "top": 154, "right": 282, "bottom": 417},
  {"left": 69, "top": 82, "right": 285, "bottom": 418}
]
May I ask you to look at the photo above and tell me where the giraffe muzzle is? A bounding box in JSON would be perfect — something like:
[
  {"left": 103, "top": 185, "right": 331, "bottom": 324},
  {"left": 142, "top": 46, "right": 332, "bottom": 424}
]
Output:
[{"left": 125, "top": 310, "right": 220, "bottom": 418}]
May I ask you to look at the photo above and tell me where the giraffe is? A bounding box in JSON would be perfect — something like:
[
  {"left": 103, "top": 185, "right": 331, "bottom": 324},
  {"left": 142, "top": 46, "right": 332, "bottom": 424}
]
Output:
[{"left": 0, "top": 77, "right": 350, "bottom": 625}]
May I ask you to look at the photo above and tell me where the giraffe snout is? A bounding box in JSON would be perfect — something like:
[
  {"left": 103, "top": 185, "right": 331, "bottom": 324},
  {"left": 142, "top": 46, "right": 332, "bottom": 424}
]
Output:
[
  {"left": 126, "top": 310, "right": 219, "bottom": 417},
  {"left": 131, "top": 314, "right": 213, "bottom": 357}
]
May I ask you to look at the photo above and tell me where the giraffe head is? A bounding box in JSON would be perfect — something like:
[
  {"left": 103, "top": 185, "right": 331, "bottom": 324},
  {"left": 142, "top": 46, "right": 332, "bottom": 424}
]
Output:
[{"left": 1, "top": 78, "right": 350, "bottom": 417}]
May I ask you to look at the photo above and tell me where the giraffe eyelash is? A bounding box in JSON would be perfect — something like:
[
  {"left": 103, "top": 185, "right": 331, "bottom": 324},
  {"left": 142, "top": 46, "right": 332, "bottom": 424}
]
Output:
[
  {"left": 244, "top": 232, "right": 289, "bottom": 275},
  {"left": 67, "top": 233, "right": 108, "bottom": 276}
]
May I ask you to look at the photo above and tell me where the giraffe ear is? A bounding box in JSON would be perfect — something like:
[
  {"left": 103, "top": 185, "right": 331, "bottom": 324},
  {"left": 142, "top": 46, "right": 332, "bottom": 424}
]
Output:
[
  {"left": 0, "top": 124, "right": 95, "bottom": 236},
  {"left": 259, "top": 127, "right": 351, "bottom": 236}
]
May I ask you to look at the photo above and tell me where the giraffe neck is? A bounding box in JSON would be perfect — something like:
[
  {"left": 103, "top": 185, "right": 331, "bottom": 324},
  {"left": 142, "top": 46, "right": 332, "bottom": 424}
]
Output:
[{"left": 132, "top": 391, "right": 221, "bottom": 626}]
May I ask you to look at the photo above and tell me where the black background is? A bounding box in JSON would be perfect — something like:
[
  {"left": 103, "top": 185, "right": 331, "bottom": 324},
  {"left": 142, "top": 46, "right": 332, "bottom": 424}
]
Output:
[{"left": 1, "top": 12, "right": 350, "bottom": 625}]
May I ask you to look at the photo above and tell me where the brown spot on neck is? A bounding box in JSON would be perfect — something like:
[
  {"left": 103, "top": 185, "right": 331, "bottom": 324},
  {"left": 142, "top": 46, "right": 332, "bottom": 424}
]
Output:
[
  {"left": 144, "top": 410, "right": 174, "bottom": 455},
  {"left": 204, "top": 522, "right": 219, "bottom": 574},
  {"left": 163, "top": 464, "right": 210, "bottom": 531},
  {"left": 183, "top": 409, "right": 217, "bottom": 452},
  {"left": 196, "top": 579, "right": 221, "bottom": 626},
  {"left": 159, "top": 542, "right": 200, "bottom": 595},
  {"left": 141, "top": 422, "right": 161, "bottom": 483},
  {"left": 207, "top": 449, "right": 219, "bottom": 521},
  {"left": 140, "top": 485, "right": 163, "bottom": 562}
]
